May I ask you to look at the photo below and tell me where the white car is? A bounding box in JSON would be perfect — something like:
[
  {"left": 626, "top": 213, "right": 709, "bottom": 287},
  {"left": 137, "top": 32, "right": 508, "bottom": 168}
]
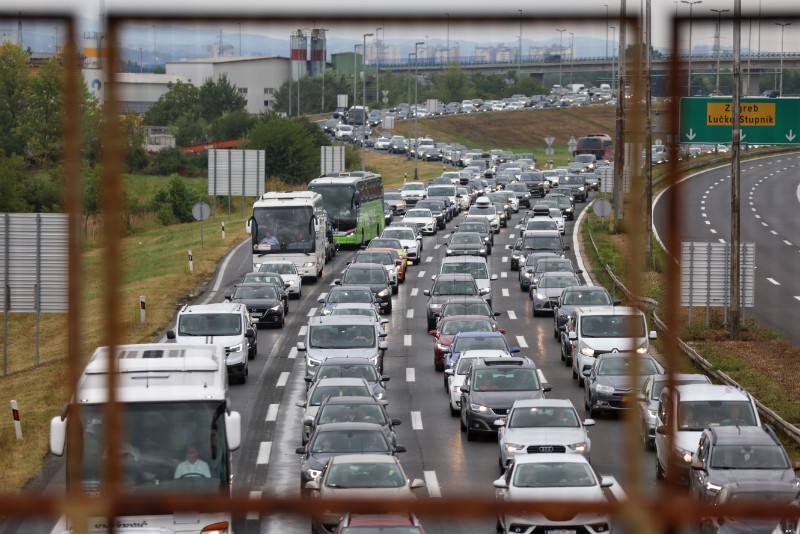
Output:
[
  {"left": 373, "top": 137, "right": 391, "bottom": 150},
  {"left": 494, "top": 454, "right": 621, "bottom": 534},
  {"left": 400, "top": 182, "right": 427, "bottom": 206},
  {"left": 402, "top": 208, "right": 437, "bottom": 236},
  {"left": 456, "top": 187, "right": 471, "bottom": 210},
  {"left": 501, "top": 191, "right": 520, "bottom": 213},
  {"left": 496, "top": 399, "right": 595, "bottom": 471},
  {"left": 258, "top": 260, "right": 302, "bottom": 298},
  {"left": 445, "top": 349, "right": 511, "bottom": 416},
  {"left": 334, "top": 124, "right": 353, "bottom": 140},
  {"left": 381, "top": 226, "right": 423, "bottom": 264},
  {"left": 468, "top": 198, "right": 501, "bottom": 233},
  {"left": 548, "top": 208, "right": 566, "bottom": 235}
]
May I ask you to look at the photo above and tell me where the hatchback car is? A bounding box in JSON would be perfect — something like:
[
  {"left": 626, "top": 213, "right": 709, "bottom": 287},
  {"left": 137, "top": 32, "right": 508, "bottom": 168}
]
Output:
[
  {"left": 446, "top": 232, "right": 488, "bottom": 257},
  {"left": 296, "top": 377, "right": 375, "bottom": 443},
  {"left": 531, "top": 272, "right": 582, "bottom": 316},
  {"left": 318, "top": 286, "right": 378, "bottom": 316},
  {"left": 435, "top": 297, "right": 501, "bottom": 326},
  {"left": 424, "top": 273, "right": 484, "bottom": 330},
  {"left": 454, "top": 220, "right": 494, "bottom": 251},
  {"left": 429, "top": 315, "right": 504, "bottom": 372},
  {"left": 298, "top": 316, "right": 388, "bottom": 378},
  {"left": 336, "top": 263, "right": 393, "bottom": 313},
  {"left": 438, "top": 256, "right": 498, "bottom": 307},
  {"left": 225, "top": 282, "right": 286, "bottom": 328},
  {"left": 305, "top": 396, "right": 401, "bottom": 447},
  {"left": 307, "top": 357, "right": 390, "bottom": 401},
  {"left": 496, "top": 399, "right": 595, "bottom": 470},
  {"left": 351, "top": 250, "right": 399, "bottom": 292},
  {"left": 381, "top": 225, "right": 423, "bottom": 263},
  {"left": 583, "top": 352, "right": 664, "bottom": 418},
  {"left": 258, "top": 260, "right": 302, "bottom": 298},
  {"left": 402, "top": 208, "right": 437, "bottom": 236},
  {"left": 636, "top": 373, "right": 710, "bottom": 450}
]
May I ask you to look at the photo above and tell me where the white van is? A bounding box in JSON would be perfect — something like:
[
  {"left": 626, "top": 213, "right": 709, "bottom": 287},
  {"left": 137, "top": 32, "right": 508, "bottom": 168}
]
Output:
[{"left": 334, "top": 123, "right": 354, "bottom": 140}]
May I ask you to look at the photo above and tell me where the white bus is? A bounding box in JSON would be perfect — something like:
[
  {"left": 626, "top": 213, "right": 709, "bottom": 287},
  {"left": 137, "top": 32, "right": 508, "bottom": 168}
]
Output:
[
  {"left": 49, "top": 343, "right": 242, "bottom": 534},
  {"left": 246, "top": 191, "right": 328, "bottom": 280}
]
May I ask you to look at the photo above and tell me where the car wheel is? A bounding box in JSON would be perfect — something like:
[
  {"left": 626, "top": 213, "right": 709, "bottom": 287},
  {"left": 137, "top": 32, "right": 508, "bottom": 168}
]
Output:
[
  {"left": 642, "top": 425, "right": 652, "bottom": 451},
  {"left": 553, "top": 327, "right": 560, "bottom": 340},
  {"left": 519, "top": 283, "right": 526, "bottom": 292},
  {"left": 278, "top": 314, "right": 285, "bottom": 329},
  {"left": 285, "top": 302, "right": 289, "bottom": 315},
  {"left": 532, "top": 308, "right": 539, "bottom": 317},
  {"left": 496, "top": 518, "right": 504, "bottom": 533},
  {"left": 450, "top": 405, "right": 459, "bottom": 417},
  {"left": 656, "top": 455, "right": 666, "bottom": 481},
  {"left": 460, "top": 411, "right": 467, "bottom": 431},
  {"left": 466, "top": 426, "right": 476, "bottom": 441},
  {"left": 586, "top": 399, "right": 594, "bottom": 418},
  {"left": 392, "top": 285, "right": 399, "bottom": 295},
  {"left": 572, "top": 366, "right": 578, "bottom": 379},
  {"left": 578, "top": 375, "right": 585, "bottom": 387}
]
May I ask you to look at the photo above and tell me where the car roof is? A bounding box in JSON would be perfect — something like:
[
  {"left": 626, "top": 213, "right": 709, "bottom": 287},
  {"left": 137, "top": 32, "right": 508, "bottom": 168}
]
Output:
[
  {"left": 672, "top": 383, "right": 752, "bottom": 402},
  {"left": 511, "top": 398, "right": 576, "bottom": 409},
  {"left": 575, "top": 306, "right": 643, "bottom": 316},
  {"left": 513, "top": 453, "right": 591, "bottom": 465},
  {"left": 346, "top": 262, "right": 386, "bottom": 271},
  {"left": 312, "top": 377, "right": 372, "bottom": 387},
  {"left": 460, "top": 349, "right": 513, "bottom": 359},
  {"left": 442, "top": 255, "right": 487, "bottom": 264},
  {"left": 309, "top": 315, "right": 376, "bottom": 326},
  {"left": 180, "top": 302, "right": 246, "bottom": 314},
  {"left": 454, "top": 331, "right": 505, "bottom": 339},
  {"left": 330, "top": 453, "right": 399, "bottom": 465},
  {"left": 318, "top": 357, "right": 375, "bottom": 366},
  {"left": 650, "top": 373, "right": 709, "bottom": 384},
  {"left": 440, "top": 315, "right": 494, "bottom": 323},
  {"left": 442, "top": 297, "right": 491, "bottom": 305},
  {"left": 315, "top": 422, "right": 386, "bottom": 433},
  {"left": 319, "top": 396, "right": 384, "bottom": 407},
  {"left": 435, "top": 273, "right": 477, "bottom": 281},
  {"left": 522, "top": 230, "right": 561, "bottom": 237},
  {"left": 343, "top": 513, "right": 419, "bottom": 528},
  {"left": 707, "top": 426, "right": 777, "bottom": 445}
]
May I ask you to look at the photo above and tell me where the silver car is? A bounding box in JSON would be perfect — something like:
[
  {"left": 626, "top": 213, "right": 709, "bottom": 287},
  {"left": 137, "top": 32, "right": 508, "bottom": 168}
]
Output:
[
  {"left": 530, "top": 272, "right": 581, "bottom": 316},
  {"left": 636, "top": 373, "right": 710, "bottom": 451},
  {"left": 496, "top": 399, "right": 595, "bottom": 471}
]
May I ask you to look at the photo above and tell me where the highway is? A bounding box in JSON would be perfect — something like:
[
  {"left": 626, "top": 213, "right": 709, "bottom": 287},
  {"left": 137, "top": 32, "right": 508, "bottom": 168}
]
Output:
[{"left": 653, "top": 153, "right": 800, "bottom": 345}]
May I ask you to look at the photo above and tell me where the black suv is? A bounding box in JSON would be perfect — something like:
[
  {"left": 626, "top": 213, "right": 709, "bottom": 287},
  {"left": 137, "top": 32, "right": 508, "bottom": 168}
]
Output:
[
  {"left": 519, "top": 171, "right": 549, "bottom": 197},
  {"left": 336, "top": 263, "right": 392, "bottom": 313},
  {"left": 459, "top": 357, "right": 552, "bottom": 441},
  {"left": 690, "top": 425, "right": 799, "bottom": 502}
]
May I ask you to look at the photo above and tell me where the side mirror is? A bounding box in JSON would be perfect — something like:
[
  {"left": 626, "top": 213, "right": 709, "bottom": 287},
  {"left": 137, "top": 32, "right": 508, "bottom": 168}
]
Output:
[
  {"left": 493, "top": 478, "right": 509, "bottom": 489},
  {"left": 479, "top": 287, "right": 490, "bottom": 295},
  {"left": 295, "top": 401, "right": 307, "bottom": 408},
  {"left": 423, "top": 290, "right": 430, "bottom": 296},
  {"left": 166, "top": 330, "right": 176, "bottom": 340},
  {"left": 582, "top": 369, "right": 591, "bottom": 377},
  {"left": 304, "top": 377, "right": 313, "bottom": 384},
  {"left": 494, "top": 312, "right": 502, "bottom": 317},
  {"left": 295, "top": 447, "right": 306, "bottom": 455},
  {"left": 391, "top": 418, "right": 402, "bottom": 426},
  {"left": 303, "top": 419, "right": 313, "bottom": 426},
  {"left": 490, "top": 274, "right": 499, "bottom": 281},
  {"left": 543, "top": 383, "right": 553, "bottom": 393},
  {"left": 460, "top": 385, "right": 470, "bottom": 394},
  {"left": 395, "top": 445, "right": 407, "bottom": 453},
  {"left": 498, "top": 329, "right": 506, "bottom": 334},
  {"left": 410, "top": 478, "right": 425, "bottom": 490},
  {"left": 296, "top": 342, "right": 306, "bottom": 351},
  {"left": 656, "top": 425, "right": 668, "bottom": 435},
  {"left": 563, "top": 245, "right": 571, "bottom": 251},
  {"left": 333, "top": 279, "right": 342, "bottom": 285},
  {"left": 613, "top": 300, "right": 622, "bottom": 305},
  {"left": 583, "top": 418, "right": 596, "bottom": 427},
  {"left": 245, "top": 328, "right": 255, "bottom": 338},
  {"left": 379, "top": 341, "right": 389, "bottom": 350},
  {"left": 568, "top": 331, "right": 577, "bottom": 341},
  {"left": 379, "top": 332, "right": 388, "bottom": 338},
  {"left": 649, "top": 331, "right": 658, "bottom": 340},
  {"left": 493, "top": 419, "right": 506, "bottom": 427},
  {"left": 380, "top": 319, "right": 389, "bottom": 325},
  {"left": 600, "top": 476, "right": 614, "bottom": 488},
  {"left": 690, "top": 460, "right": 704, "bottom": 471},
  {"left": 428, "top": 330, "right": 438, "bottom": 337},
  {"left": 444, "top": 369, "right": 454, "bottom": 376},
  {"left": 431, "top": 274, "right": 438, "bottom": 281},
  {"left": 505, "top": 244, "right": 512, "bottom": 250},
  {"left": 317, "top": 296, "right": 325, "bottom": 303},
  {"left": 510, "top": 347, "right": 521, "bottom": 353},
  {"left": 575, "top": 269, "right": 583, "bottom": 274}
]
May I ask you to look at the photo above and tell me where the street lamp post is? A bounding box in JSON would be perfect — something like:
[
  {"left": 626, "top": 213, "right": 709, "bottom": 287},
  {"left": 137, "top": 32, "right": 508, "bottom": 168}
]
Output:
[
  {"left": 556, "top": 28, "right": 566, "bottom": 88},
  {"left": 776, "top": 22, "right": 791, "bottom": 97},
  {"left": 414, "top": 41, "right": 424, "bottom": 181},
  {"left": 362, "top": 32, "right": 373, "bottom": 172},
  {"left": 152, "top": 24, "right": 156, "bottom": 65},
  {"left": 604, "top": 4, "right": 609, "bottom": 63},
  {"left": 375, "top": 28, "right": 382, "bottom": 104},
  {"left": 408, "top": 52, "right": 413, "bottom": 148},
  {"left": 446, "top": 13, "right": 450, "bottom": 63},
  {"left": 711, "top": 8, "right": 730, "bottom": 94},
  {"left": 569, "top": 32, "right": 574, "bottom": 84},
  {"left": 610, "top": 26, "right": 616, "bottom": 95},
  {"left": 353, "top": 44, "right": 358, "bottom": 118},
  {"left": 518, "top": 10, "right": 523, "bottom": 75},
  {"left": 682, "top": 0, "right": 702, "bottom": 96},
  {"left": 238, "top": 23, "right": 242, "bottom": 56}
]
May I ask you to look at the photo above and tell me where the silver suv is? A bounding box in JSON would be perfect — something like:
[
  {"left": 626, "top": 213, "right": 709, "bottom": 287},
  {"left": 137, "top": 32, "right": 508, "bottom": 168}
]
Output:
[{"left": 297, "top": 316, "right": 388, "bottom": 378}]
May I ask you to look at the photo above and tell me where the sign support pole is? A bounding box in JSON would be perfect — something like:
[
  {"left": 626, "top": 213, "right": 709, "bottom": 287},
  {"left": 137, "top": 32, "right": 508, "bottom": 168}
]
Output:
[{"left": 730, "top": 0, "right": 742, "bottom": 339}]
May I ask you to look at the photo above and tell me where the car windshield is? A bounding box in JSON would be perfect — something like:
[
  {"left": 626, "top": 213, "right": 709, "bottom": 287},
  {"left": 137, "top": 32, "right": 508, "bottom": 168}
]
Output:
[
  {"left": 310, "top": 325, "right": 376, "bottom": 348},
  {"left": 242, "top": 273, "right": 283, "bottom": 285},
  {"left": 522, "top": 236, "right": 562, "bottom": 251},
  {"left": 177, "top": 313, "right": 242, "bottom": 336},
  {"left": 317, "top": 404, "right": 387, "bottom": 425},
  {"left": 508, "top": 407, "right": 579, "bottom": 428},
  {"left": 441, "top": 263, "right": 488, "bottom": 280},
  {"left": 428, "top": 186, "right": 456, "bottom": 197},
  {"left": 382, "top": 229, "right": 414, "bottom": 240},
  {"left": 384, "top": 192, "right": 402, "bottom": 200},
  {"left": 441, "top": 320, "right": 492, "bottom": 335},
  {"left": 343, "top": 268, "right": 387, "bottom": 285},
  {"left": 469, "top": 206, "right": 496, "bottom": 216},
  {"left": 580, "top": 315, "right": 646, "bottom": 338},
  {"left": 453, "top": 336, "right": 506, "bottom": 352},
  {"left": 369, "top": 239, "right": 401, "bottom": 249},
  {"left": 513, "top": 462, "right": 597, "bottom": 488},
  {"left": 538, "top": 275, "right": 580, "bottom": 289},
  {"left": 405, "top": 210, "right": 432, "bottom": 218},
  {"left": 232, "top": 286, "right": 278, "bottom": 300},
  {"left": 433, "top": 280, "right": 478, "bottom": 296},
  {"left": 450, "top": 234, "right": 483, "bottom": 246},
  {"left": 442, "top": 302, "right": 492, "bottom": 317},
  {"left": 711, "top": 445, "right": 789, "bottom": 470},
  {"left": 678, "top": 401, "right": 758, "bottom": 431},
  {"left": 403, "top": 184, "right": 425, "bottom": 191},
  {"left": 327, "top": 288, "right": 373, "bottom": 304},
  {"left": 576, "top": 155, "right": 595, "bottom": 164},
  {"left": 325, "top": 461, "right": 404, "bottom": 488},
  {"left": 651, "top": 379, "right": 708, "bottom": 399},
  {"left": 316, "top": 364, "right": 380, "bottom": 382},
  {"left": 562, "top": 290, "right": 611, "bottom": 306},
  {"left": 472, "top": 369, "right": 539, "bottom": 391},
  {"left": 527, "top": 220, "right": 558, "bottom": 231},
  {"left": 259, "top": 263, "right": 296, "bottom": 275},
  {"left": 536, "top": 261, "right": 573, "bottom": 274},
  {"left": 596, "top": 357, "right": 659, "bottom": 376},
  {"left": 310, "top": 430, "right": 389, "bottom": 453},
  {"left": 459, "top": 223, "right": 488, "bottom": 234},
  {"left": 309, "top": 385, "right": 372, "bottom": 406},
  {"left": 355, "top": 253, "right": 392, "bottom": 266}
]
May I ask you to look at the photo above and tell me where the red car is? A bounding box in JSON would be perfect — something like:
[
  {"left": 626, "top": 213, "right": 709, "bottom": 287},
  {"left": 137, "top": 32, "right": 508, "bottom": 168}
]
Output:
[
  {"left": 428, "top": 315, "right": 504, "bottom": 372},
  {"left": 337, "top": 513, "right": 425, "bottom": 533}
]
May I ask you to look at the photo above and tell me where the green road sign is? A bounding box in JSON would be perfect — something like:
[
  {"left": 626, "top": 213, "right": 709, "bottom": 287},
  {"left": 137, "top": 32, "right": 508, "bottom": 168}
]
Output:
[{"left": 679, "top": 97, "right": 800, "bottom": 145}]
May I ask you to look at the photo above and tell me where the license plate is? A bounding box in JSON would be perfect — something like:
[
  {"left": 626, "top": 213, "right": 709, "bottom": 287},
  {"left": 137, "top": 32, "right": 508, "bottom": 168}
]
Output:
[
  {"left": 250, "top": 313, "right": 263, "bottom": 318},
  {"left": 546, "top": 530, "right": 577, "bottom": 534}
]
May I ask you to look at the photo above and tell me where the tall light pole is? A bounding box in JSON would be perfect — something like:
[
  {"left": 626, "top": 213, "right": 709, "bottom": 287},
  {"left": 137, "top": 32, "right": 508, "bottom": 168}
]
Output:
[
  {"left": 353, "top": 44, "right": 358, "bottom": 117},
  {"left": 569, "top": 32, "right": 574, "bottom": 84},
  {"left": 518, "top": 10, "right": 523, "bottom": 75},
  {"left": 408, "top": 52, "right": 413, "bottom": 149},
  {"left": 152, "top": 24, "right": 156, "bottom": 64},
  {"left": 238, "top": 23, "right": 242, "bottom": 56},
  {"left": 362, "top": 32, "right": 373, "bottom": 172},
  {"left": 604, "top": 4, "right": 609, "bottom": 63},
  {"left": 556, "top": 28, "right": 566, "bottom": 88},
  {"left": 446, "top": 13, "right": 450, "bottom": 63},
  {"left": 414, "top": 41, "right": 424, "bottom": 181},
  {"left": 682, "top": 0, "right": 702, "bottom": 96},
  {"left": 711, "top": 8, "right": 730, "bottom": 94},
  {"left": 776, "top": 22, "right": 791, "bottom": 97},
  {"left": 375, "top": 28, "right": 382, "bottom": 104},
  {"left": 610, "top": 26, "right": 616, "bottom": 95}
]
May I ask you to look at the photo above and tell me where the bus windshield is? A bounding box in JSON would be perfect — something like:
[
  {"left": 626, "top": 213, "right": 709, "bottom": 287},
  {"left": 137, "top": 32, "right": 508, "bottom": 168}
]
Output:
[
  {"left": 308, "top": 184, "right": 356, "bottom": 229},
  {"left": 75, "top": 401, "right": 230, "bottom": 495},
  {"left": 252, "top": 206, "right": 315, "bottom": 254}
]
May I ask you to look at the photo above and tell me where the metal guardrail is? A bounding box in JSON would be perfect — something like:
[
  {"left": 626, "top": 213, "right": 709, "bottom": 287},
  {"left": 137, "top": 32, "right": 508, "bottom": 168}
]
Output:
[{"left": 584, "top": 208, "right": 800, "bottom": 445}]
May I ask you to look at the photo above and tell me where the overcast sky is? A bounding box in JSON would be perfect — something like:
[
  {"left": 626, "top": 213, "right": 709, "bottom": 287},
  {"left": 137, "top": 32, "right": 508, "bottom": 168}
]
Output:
[{"left": 11, "top": 0, "right": 800, "bottom": 54}]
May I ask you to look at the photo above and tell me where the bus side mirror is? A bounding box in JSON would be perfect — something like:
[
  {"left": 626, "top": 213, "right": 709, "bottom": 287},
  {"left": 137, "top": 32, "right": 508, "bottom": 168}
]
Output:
[
  {"left": 225, "top": 410, "right": 242, "bottom": 451},
  {"left": 50, "top": 415, "right": 67, "bottom": 456},
  {"left": 246, "top": 217, "right": 254, "bottom": 235}
]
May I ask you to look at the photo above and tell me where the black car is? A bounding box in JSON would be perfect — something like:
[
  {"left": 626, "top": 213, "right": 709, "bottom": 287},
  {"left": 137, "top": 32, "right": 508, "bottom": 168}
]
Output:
[
  {"left": 239, "top": 272, "right": 290, "bottom": 313},
  {"left": 545, "top": 193, "right": 575, "bottom": 220},
  {"left": 383, "top": 202, "right": 393, "bottom": 226},
  {"left": 506, "top": 182, "right": 532, "bottom": 208},
  {"left": 295, "top": 422, "right": 405, "bottom": 495},
  {"left": 583, "top": 353, "right": 663, "bottom": 418},
  {"left": 459, "top": 357, "right": 552, "bottom": 441},
  {"left": 454, "top": 220, "right": 493, "bottom": 251},
  {"left": 446, "top": 232, "right": 488, "bottom": 258},
  {"left": 519, "top": 171, "right": 549, "bottom": 197},
  {"left": 424, "top": 273, "right": 483, "bottom": 330},
  {"left": 559, "top": 175, "right": 588, "bottom": 202},
  {"left": 336, "top": 263, "right": 393, "bottom": 313},
  {"left": 304, "top": 395, "right": 402, "bottom": 447},
  {"left": 225, "top": 283, "right": 285, "bottom": 328},
  {"left": 306, "top": 357, "right": 390, "bottom": 401},
  {"left": 701, "top": 480, "right": 800, "bottom": 534},
  {"left": 415, "top": 199, "right": 448, "bottom": 229}
]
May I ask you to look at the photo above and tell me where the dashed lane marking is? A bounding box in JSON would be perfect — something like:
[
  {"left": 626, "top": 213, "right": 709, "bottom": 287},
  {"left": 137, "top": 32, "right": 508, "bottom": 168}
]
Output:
[
  {"left": 784, "top": 240, "right": 793, "bottom": 246},
  {"left": 411, "top": 288, "right": 419, "bottom": 297},
  {"left": 767, "top": 278, "right": 780, "bottom": 286},
  {"left": 411, "top": 411, "right": 423, "bottom": 430},
  {"left": 404, "top": 335, "right": 412, "bottom": 346},
  {"left": 298, "top": 326, "right": 307, "bottom": 336},
  {"left": 288, "top": 347, "right": 298, "bottom": 359},
  {"left": 407, "top": 309, "right": 414, "bottom": 319},
  {"left": 307, "top": 307, "right": 317, "bottom": 317},
  {"left": 256, "top": 441, "right": 272, "bottom": 465},
  {"left": 501, "top": 272, "right": 508, "bottom": 278},
  {"left": 247, "top": 491, "right": 261, "bottom": 521},
  {"left": 425, "top": 256, "right": 433, "bottom": 263},
  {"left": 434, "top": 244, "right": 441, "bottom": 250},
  {"left": 424, "top": 471, "right": 442, "bottom": 498},
  {"left": 710, "top": 229, "right": 717, "bottom": 234},
  {"left": 502, "top": 288, "right": 510, "bottom": 297},
  {"left": 418, "top": 271, "right": 427, "bottom": 278},
  {"left": 516, "top": 335, "right": 529, "bottom": 348},
  {"left": 277, "top": 372, "right": 289, "bottom": 387},
  {"left": 502, "top": 256, "right": 509, "bottom": 263},
  {"left": 265, "top": 404, "right": 279, "bottom": 422},
  {"left": 406, "top": 368, "right": 416, "bottom": 382},
  {"left": 508, "top": 310, "right": 517, "bottom": 320}
]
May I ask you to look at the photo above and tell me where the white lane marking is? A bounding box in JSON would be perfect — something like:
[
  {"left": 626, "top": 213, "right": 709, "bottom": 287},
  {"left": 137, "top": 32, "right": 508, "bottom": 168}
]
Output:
[
  {"left": 424, "top": 471, "right": 442, "bottom": 498},
  {"left": 265, "top": 404, "right": 279, "bottom": 422},
  {"left": 508, "top": 310, "right": 517, "bottom": 320},
  {"left": 701, "top": 213, "right": 707, "bottom": 217},
  {"left": 762, "top": 222, "right": 769, "bottom": 227},
  {"left": 718, "top": 239, "right": 726, "bottom": 244},
  {"left": 211, "top": 238, "right": 249, "bottom": 294},
  {"left": 572, "top": 199, "right": 593, "bottom": 286},
  {"left": 411, "top": 411, "right": 423, "bottom": 430},
  {"left": 256, "top": 441, "right": 272, "bottom": 464},
  {"left": 702, "top": 195, "right": 707, "bottom": 199},
  {"left": 537, "top": 369, "right": 548, "bottom": 385},
  {"left": 288, "top": 347, "right": 298, "bottom": 359},
  {"left": 700, "top": 200, "right": 706, "bottom": 204},
  {"left": 502, "top": 288, "right": 510, "bottom": 297},
  {"left": 406, "top": 309, "right": 414, "bottom": 319},
  {"left": 411, "top": 288, "right": 419, "bottom": 297},
  {"left": 784, "top": 240, "right": 793, "bottom": 246},
  {"left": 796, "top": 181, "right": 800, "bottom": 205},
  {"left": 767, "top": 278, "right": 780, "bottom": 286},
  {"left": 277, "top": 372, "right": 290, "bottom": 387},
  {"left": 502, "top": 256, "right": 509, "bottom": 263},
  {"left": 247, "top": 491, "right": 261, "bottom": 521},
  {"left": 298, "top": 326, "right": 307, "bottom": 336},
  {"left": 749, "top": 201, "right": 754, "bottom": 206},
  {"left": 434, "top": 244, "right": 441, "bottom": 249},
  {"left": 307, "top": 307, "right": 317, "bottom": 317},
  {"left": 418, "top": 270, "right": 427, "bottom": 278},
  {"left": 710, "top": 229, "right": 717, "bottom": 234},
  {"left": 770, "top": 230, "right": 778, "bottom": 235},
  {"left": 406, "top": 368, "right": 416, "bottom": 382},
  {"left": 795, "top": 296, "right": 800, "bottom": 302},
  {"left": 516, "top": 335, "right": 529, "bottom": 348},
  {"left": 705, "top": 220, "right": 711, "bottom": 225},
  {"left": 425, "top": 256, "right": 433, "bottom": 263},
  {"left": 501, "top": 272, "right": 508, "bottom": 278},
  {"left": 404, "top": 335, "right": 412, "bottom": 346},
  {"left": 329, "top": 281, "right": 336, "bottom": 286}
]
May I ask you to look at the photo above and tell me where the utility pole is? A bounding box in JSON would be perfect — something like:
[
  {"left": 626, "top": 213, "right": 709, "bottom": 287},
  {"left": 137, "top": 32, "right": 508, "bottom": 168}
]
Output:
[
  {"left": 556, "top": 29, "right": 566, "bottom": 87},
  {"left": 569, "top": 32, "right": 574, "bottom": 84},
  {"left": 645, "top": 0, "right": 654, "bottom": 261},
  {"left": 375, "top": 28, "right": 382, "bottom": 104},
  {"left": 730, "top": 0, "right": 742, "bottom": 339},
  {"left": 776, "top": 22, "right": 791, "bottom": 96},
  {"left": 518, "top": 10, "right": 523, "bottom": 75},
  {"left": 711, "top": 9, "right": 730, "bottom": 94},
  {"left": 362, "top": 32, "right": 373, "bottom": 172},
  {"left": 682, "top": 0, "right": 702, "bottom": 96},
  {"left": 613, "top": 0, "right": 626, "bottom": 221},
  {"left": 414, "top": 41, "right": 424, "bottom": 181}
]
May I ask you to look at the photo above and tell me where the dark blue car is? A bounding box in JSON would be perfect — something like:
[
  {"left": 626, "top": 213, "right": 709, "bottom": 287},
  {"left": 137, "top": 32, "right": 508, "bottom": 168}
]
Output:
[{"left": 441, "top": 331, "right": 520, "bottom": 389}]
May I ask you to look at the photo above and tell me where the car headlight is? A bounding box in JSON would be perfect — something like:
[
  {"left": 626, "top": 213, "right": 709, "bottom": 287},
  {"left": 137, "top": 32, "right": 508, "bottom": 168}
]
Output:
[
  {"left": 595, "top": 384, "right": 615, "bottom": 394},
  {"left": 303, "top": 262, "right": 316, "bottom": 267},
  {"left": 452, "top": 385, "right": 462, "bottom": 394},
  {"left": 228, "top": 343, "right": 243, "bottom": 353},
  {"left": 523, "top": 272, "right": 532, "bottom": 279},
  {"left": 568, "top": 442, "right": 587, "bottom": 452},
  {"left": 505, "top": 442, "right": 525, "bottom": 453},
  {"left": 377, "top": 289, "right": 390, "bottom": 298},
  {"left": 536, "top": 293, "right": 547, "bottom": 301},
  {"left": 285, "top": 280, "right": 295, "bottom": 286},
  {"left": 374, "top": 392, "right": 384, "bottom": 400},
  {"left": 446, "top": 249, "right": 454, "bottom": 255},
  {"left": 579, "top": 342, "right": 595, "bottom": 357},
  {"left": 304, "top": 468, "right": 322, "bottom": 480},
  {"left": 470, "top": 403, "right": 489, "bottom": 413},
  {"left": 647, "top": 409, "right": 658, "bottom": 419},
  {"left": 675, "top": 447, "right": 694, "bottom": 464},
  {"left": 254, "top": 263, "right": 262, "bottom": 270},
  {"left": 307, "top": 357, "right": 322, "bottom": 367},
  {"left": 705, "top": 481, "right": 723, "bottom": 494},
  {"left": 479, "top": 248, "right": 486, "bottom": 254},
  {"left": 321, "top": 308, "right": 332, "bottom": 315},
  {"left": 270, "top": 304, "right": 282, "bottom": 312},
  {"left": 429, "top": 304, "right": 442, "bottom": 311},
  {"left": 636, "top": 341, "right": 649, "bottom": 354}
]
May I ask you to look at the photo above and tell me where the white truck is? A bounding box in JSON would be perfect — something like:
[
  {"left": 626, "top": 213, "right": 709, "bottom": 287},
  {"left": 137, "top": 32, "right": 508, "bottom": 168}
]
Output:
[{"left": 49, "top": 343, "right": 242, "bottom": 533}]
